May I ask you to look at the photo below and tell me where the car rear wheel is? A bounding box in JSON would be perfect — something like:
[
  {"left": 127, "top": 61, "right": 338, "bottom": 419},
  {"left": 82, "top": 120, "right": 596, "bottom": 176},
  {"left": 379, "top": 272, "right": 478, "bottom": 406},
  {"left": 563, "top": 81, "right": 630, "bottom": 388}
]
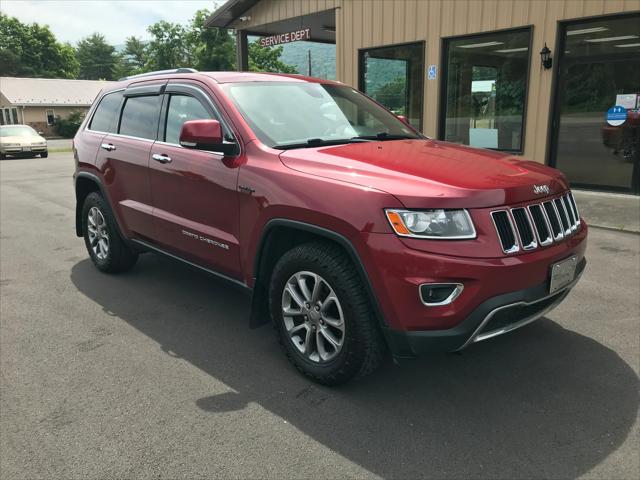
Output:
[
  {"left": 82, "top": 192, "right": 138, "bottom": 273},
  {"left": 269, "top": 241, "right": 385, "bottom": 385},
  {"left": 40, "top": 152, "right": 48, "bottom": 158}
]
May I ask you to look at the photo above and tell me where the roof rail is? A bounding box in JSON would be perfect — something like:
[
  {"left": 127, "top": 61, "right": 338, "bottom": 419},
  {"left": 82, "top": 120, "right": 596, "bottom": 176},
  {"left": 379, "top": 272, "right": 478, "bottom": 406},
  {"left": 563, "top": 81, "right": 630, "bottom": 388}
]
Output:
[{"left": 118, "top": 68, "right": 198, "bottom": 82}]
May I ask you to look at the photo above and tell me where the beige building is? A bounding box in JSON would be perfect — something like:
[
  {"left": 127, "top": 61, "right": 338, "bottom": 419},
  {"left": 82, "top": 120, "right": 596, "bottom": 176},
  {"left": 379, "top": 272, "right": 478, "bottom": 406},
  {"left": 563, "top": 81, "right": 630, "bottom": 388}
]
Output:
[
  {"left": 0, "top": 77, "right": 111, "bottom": 136},
  {"left": 208, "top": 0, "right": 640, "bottom": 194}
]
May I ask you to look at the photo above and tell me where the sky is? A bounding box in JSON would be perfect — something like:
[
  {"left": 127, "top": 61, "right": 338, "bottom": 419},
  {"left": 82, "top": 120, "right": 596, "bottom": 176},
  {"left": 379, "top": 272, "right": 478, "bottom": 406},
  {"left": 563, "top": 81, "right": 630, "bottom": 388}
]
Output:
[{"left": 1, "top": 0, "right": 223, "bottom": 45}]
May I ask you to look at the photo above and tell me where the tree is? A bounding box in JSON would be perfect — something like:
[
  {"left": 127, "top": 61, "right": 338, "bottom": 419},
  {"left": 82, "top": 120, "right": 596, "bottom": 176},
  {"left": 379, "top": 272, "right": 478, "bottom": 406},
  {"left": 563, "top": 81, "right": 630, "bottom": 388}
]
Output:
[
  {"left": 55, "top": 111, "right": 85, "bottom": 138},
  {"left": 145, "top": 21, "right": 191, "bottom": 70},
  {"left": 123, "top": 36, "right": 148, "bottom": 72},
  {"left": 188, "top": 9, "right": 235, "bottom": 71},
  {"left": 0, "top": 13, "right": 79, "bottom": 78},
  {"left": 248, "top": 40, "right": 297, "bottom": 73},
  {"left": 76, "top": 33, "right": 118, "bottom": 80}
]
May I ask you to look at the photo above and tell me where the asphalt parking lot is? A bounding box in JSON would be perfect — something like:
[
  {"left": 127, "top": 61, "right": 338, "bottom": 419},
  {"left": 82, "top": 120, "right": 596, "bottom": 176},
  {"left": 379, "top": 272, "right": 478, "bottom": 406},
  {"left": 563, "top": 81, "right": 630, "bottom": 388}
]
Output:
[{"left": 1, "top": 153, "right": 639, "bottom": 479}]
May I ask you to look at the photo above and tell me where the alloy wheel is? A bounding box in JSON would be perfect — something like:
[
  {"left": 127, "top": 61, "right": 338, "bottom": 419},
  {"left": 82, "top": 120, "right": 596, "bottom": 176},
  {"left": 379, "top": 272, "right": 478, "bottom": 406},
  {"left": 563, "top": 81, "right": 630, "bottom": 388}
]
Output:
[
  {"left": 281, "top": 271, "right": 345, "bottom": 363},
  {"left": 87, "top": 206, "right": 109, "bottom": 260}
]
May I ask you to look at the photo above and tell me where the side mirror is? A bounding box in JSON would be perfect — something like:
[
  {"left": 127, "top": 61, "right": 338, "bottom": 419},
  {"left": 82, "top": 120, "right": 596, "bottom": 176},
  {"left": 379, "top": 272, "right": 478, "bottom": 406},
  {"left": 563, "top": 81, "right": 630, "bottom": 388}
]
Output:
[
  {"left": 179, "top": 119, "right": 224, "bottom": 151},
  {"left": 37, "top": 131, "right": 44, "bottom": 135}
]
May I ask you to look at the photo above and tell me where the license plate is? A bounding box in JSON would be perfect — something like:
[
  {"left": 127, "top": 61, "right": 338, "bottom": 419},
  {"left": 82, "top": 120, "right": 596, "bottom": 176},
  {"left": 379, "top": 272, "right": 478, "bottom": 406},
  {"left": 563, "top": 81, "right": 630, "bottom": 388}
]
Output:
[
  {"left": 549, "top": 256, "right": 578, "bottom": 294},
  {"left": 22, "top": 147, "right": 31, "bottom": 152}
]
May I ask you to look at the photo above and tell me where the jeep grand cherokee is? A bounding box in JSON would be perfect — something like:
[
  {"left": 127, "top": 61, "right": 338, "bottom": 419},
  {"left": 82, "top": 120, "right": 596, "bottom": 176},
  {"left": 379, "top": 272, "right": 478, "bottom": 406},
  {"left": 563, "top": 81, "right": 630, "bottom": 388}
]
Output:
[{"left": 73, "top": 69, "right": 587, "bottom": 385}]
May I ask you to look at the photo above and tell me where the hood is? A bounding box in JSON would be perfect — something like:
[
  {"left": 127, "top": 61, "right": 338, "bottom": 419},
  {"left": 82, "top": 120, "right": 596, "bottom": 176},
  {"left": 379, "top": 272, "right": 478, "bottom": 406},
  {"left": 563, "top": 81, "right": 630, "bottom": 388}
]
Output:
[
  {"left": 278, "top": 139, "right": 568, "bottom": 208},
  {"left": 0, "top": 135, "right": 47, "bottom": 145}
]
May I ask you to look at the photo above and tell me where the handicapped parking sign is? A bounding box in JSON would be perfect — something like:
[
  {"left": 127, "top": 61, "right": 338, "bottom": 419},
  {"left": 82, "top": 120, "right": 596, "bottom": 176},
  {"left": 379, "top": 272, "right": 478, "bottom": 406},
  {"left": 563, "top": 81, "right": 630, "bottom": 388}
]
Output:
[{"left": 606, "top": 105, "right": 627, "bottom": 126}]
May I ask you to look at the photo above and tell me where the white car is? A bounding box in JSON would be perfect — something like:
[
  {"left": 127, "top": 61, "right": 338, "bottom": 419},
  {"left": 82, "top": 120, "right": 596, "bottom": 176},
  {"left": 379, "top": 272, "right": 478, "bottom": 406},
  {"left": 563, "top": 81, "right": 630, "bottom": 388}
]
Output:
[{"left": 0, "top": 125, "right": 48, "bottom": 159}]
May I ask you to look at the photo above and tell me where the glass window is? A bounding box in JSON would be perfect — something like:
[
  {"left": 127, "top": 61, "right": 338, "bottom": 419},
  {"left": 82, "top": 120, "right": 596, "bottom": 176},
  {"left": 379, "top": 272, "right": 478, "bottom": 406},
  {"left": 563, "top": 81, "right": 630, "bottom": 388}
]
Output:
[
  {"left": 442, "top": 29, "right": 531, "bottom": 152},
  {"left": 553, "top": 14, "right": 640, "bottom": 193},
  {"left": 221, "top": 82, "right": 419, "bottom": 148},
  {"left": 89, "top": 91, "right": 123, "bottom": 132},
  {"left": 45, "top": 109, "right": 55, "bottom": 126},
  {"left": 119, "top": 95, "right": 161, "bottom": 140},
  {"left": 360, "top": 42, "right": 424, "bottom": 130},
  {"left": 3, "top": 108, "right": 13, "bottom": 125},
  {"left": 164, "top": 95, "right": 213, "bottom": 144}
]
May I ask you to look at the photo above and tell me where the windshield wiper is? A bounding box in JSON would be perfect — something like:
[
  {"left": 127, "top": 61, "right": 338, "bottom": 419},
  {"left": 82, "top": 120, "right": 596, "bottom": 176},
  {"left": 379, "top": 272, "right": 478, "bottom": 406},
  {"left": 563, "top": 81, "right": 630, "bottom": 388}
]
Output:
[
  {"left": 273, "top": 137, "right": 370, "bottom": 150},
  {"left": 350, "top": 132, "right": 418, "bottom": 141}
]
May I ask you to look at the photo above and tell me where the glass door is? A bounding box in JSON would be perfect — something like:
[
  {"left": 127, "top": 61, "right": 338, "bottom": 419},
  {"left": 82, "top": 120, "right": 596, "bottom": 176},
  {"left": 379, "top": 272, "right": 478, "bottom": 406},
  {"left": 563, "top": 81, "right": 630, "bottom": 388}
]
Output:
[
  {"left": 551, "top": 14, "right": 640, "bottom": 194},
  {"left": 359, "top": 42, "right": 425, "bottom": 131}
]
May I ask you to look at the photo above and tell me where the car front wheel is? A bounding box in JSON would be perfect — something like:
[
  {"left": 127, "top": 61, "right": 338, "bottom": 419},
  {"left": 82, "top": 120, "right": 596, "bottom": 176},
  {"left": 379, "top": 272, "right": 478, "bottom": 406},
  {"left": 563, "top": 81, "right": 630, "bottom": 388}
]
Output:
[{"left": 269, "top": 242, "right": 385, "bottom": 385}]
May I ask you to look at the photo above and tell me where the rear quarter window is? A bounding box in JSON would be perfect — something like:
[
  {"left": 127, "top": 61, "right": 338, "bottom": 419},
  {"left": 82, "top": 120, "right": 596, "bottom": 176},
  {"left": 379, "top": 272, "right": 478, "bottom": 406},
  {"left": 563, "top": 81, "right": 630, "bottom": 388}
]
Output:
[{"left": 89, "top": 91, "right": 123, "bottom": 132}]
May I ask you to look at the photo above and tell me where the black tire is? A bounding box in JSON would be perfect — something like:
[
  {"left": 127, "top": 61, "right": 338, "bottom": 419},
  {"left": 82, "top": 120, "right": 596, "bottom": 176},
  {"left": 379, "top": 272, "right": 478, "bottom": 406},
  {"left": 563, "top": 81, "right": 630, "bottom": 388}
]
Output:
[
  {"left": 40, "top": 152, "right": 48, "bottom": 158},
  {"left": 0, "top": 154, "right": 6, "bottom": 160},
  {"left": 269, "top": 241, "right": 385, "bottom": 385},
  {"left": 82, "top": 192, "right": 138, "bottom": 273}
]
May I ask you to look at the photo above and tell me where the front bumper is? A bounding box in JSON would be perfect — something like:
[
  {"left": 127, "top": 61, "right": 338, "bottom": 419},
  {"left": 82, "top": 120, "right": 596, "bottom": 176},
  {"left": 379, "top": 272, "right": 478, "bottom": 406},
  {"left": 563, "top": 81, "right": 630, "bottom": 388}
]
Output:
[
  {"left": 1, "top": 146, "right": 47, "bottom": 155},
  {"left": 382, "top": 257, "right": 585, "bottom": 358}
]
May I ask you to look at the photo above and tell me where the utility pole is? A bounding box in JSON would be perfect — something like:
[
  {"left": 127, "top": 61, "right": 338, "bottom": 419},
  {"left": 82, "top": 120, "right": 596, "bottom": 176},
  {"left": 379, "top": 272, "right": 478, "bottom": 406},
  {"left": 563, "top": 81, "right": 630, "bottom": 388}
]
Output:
[{"left": 307, "top": 50, "right": 312, "bottom": 77}]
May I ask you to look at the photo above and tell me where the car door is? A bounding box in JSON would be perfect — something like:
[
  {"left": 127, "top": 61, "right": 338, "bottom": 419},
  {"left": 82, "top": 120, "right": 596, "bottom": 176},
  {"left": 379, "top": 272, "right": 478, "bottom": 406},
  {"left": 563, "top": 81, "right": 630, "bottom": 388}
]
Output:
[
  {"left": 149, "top": 81, "right": 242, "bottom": 280},
  {"left": 95, "top": 82, "right": 164, "bottom": 240}
]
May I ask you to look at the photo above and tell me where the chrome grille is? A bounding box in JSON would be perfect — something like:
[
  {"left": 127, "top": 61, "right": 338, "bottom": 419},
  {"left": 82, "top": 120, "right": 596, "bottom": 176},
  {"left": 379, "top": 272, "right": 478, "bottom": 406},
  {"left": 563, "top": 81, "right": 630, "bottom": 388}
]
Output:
[{"left": 492, "top": 192, "right": 581, "bottom": 254}]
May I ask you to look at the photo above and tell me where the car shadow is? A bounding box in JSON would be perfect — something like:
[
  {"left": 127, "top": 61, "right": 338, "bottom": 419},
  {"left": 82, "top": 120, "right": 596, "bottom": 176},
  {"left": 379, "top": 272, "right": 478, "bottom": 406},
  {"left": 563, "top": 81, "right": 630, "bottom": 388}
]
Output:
[{"left": 70, "top": 255, "right": 638, "bottom": 479}]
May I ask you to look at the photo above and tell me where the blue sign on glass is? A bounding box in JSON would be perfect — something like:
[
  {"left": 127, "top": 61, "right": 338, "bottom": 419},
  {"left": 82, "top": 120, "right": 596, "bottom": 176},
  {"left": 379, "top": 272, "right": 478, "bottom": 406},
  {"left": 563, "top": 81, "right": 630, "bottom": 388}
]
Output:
[
  {"left": 606, "top": 105, "right": 627, "bottom": 126},
  {"left": 427, "top": 65, "right": 437, "bottom": 80}
]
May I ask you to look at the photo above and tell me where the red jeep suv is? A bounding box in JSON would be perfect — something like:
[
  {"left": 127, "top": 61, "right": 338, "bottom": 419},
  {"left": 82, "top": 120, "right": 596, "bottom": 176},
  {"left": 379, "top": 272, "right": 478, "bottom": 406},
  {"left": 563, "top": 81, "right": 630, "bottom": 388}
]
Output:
[{"left": 73, "top": 69, "right": 587, "bottom": 385}]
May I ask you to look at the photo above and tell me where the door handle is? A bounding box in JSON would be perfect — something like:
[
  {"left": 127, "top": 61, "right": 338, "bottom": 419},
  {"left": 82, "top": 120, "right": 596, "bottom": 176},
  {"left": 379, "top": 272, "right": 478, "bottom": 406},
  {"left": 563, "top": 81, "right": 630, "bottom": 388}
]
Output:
[
  {"left": 100, "top": 143, "right": 116, "bottom": 151},
  {"left": 152, "top": 153, "right": 172, "bottom": 164}
]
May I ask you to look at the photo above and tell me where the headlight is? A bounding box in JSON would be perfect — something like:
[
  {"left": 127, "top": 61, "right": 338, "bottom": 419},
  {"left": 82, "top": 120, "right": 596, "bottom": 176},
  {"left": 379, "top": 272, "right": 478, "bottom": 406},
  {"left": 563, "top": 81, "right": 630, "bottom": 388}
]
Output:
[
  {"left": 32, "top": 142, "right": 46, "bottom": 146},
  {"left": 385, "top": 209, "right": 476, "bottom": 239},
  {"left": 2, "top": 143, "right": 20, "bottom": 147}
]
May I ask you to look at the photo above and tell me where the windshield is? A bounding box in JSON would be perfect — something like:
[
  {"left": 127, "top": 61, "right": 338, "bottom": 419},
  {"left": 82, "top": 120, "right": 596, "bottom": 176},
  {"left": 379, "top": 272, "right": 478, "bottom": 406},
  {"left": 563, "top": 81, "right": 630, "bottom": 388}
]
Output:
[
  {"left": 0, "top": 126, "right": 38, "bottom": 137},
  {"left": 221, "top": 82, "right": 421, "bottom": 148}
]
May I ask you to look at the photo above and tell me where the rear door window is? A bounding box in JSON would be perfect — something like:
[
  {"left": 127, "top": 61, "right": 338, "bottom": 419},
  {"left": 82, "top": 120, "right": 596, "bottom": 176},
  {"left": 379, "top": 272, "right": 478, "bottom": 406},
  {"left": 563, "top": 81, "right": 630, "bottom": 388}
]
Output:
[
  {"left": 89, "top": 91, "right": 123, "bottom": 132},
  {"left": 119, "top": 95, "right": 162, "bottom": 140}
]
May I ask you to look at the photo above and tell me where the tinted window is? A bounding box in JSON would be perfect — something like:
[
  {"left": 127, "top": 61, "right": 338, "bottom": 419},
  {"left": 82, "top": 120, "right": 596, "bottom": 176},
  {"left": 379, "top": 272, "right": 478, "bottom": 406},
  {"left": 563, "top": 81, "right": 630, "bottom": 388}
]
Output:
[
  {"left": 553, "top": 14, "right": 640, "bottom": 193},
  {"left": 119, "top": 95, "right": 161, "bottom": 140},
  {"left": 442, "top": 29, "right": 531, "bottom": 152},
  {"left": 360, "top": 42, "right": 424, "bottom": 130},
  {"left": 89, "top": 91, "right": 123, "bottom": 132},
  {"left": 165, "top": 95, "right": 213, "bottom": 144}
]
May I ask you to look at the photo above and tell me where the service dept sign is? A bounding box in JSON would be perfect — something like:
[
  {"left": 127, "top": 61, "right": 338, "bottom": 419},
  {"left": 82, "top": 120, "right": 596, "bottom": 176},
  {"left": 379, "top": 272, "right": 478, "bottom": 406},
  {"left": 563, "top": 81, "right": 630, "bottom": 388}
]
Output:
[{"left": 260, "top": 28, "right": 311, "bottom": 47}]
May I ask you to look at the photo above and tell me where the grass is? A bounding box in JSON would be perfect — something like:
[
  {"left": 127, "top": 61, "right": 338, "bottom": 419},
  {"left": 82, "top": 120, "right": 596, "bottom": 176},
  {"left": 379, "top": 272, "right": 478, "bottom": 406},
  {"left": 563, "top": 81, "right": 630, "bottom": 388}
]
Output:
[{"left": 48, "top": 147, "right": 72, "bottom": 153}]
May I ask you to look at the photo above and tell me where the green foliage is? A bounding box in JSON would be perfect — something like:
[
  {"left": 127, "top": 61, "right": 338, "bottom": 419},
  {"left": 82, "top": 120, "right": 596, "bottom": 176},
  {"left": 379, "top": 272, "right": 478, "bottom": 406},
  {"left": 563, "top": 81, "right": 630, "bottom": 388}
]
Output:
[
  {"left": 145, "top": 21, "right": 192, "bottom": 70},
  {"left": 0, "top": 10, "right": 299, "bottom": 81},
  {"left": 278, "top": 42, "right": 335, "bottom": 79},
  {"left": 119, "top": 36, "right": 148, "bottom": 76},
  {"left": 370, "top": 77, "right": 407, "bottom": 114},
  {"left": 0, "top": 13, "right": 79, "bottom": 78},
  {"left": 76, "top": 33, "right": 118, "bottom": 80},
  {"left": 188, "top": 9, "right": 235, "bottom": 71},
  {"left": 54, "top": 111, "right": 85, "bottom": 138},
  {"left": 248, "top": 40, "right": 297, "bottom": 74}
]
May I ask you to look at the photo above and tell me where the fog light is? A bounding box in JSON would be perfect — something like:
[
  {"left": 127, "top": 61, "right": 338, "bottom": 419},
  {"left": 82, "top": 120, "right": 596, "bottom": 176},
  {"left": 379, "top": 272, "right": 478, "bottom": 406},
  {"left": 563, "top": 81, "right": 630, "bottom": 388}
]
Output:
[{"left": 419, "top": 283, "right": 464, "bottom": 306}]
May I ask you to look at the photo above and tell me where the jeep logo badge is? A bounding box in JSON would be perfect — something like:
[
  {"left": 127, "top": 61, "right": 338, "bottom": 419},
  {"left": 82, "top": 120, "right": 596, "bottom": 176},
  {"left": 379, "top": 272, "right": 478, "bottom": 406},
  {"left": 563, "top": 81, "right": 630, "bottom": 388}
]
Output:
[{"left": 533, "top": 184, "right": 550, "bottom": 195}]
